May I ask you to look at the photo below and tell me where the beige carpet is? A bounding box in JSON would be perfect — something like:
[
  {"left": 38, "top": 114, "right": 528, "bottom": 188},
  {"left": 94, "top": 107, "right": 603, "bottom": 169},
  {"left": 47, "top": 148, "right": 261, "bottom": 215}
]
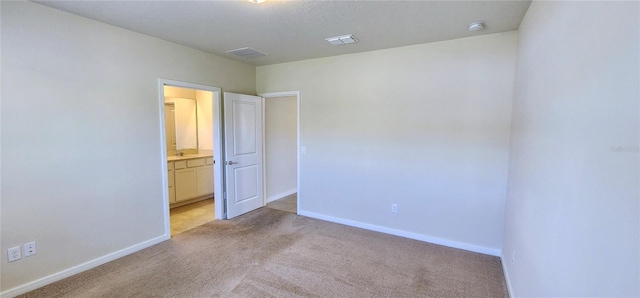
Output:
[
  {"left": 21, "top": 208, "right": 507, "bottom": 297},
  {"left": 266, "top": 194, "right": 297, "bottom": 214}
]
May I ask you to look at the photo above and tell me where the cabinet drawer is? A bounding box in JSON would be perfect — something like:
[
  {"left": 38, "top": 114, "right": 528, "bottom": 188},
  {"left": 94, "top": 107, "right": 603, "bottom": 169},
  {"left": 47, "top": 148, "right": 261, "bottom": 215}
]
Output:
[
  {"left": 187, "top": 158, "right": 205, "bottom": 168},
  {"left": 206, "top": 158, "right": 214, "bottom": 165},
  {"left": 167, "top": 162, "right": 174, "bottom": 171},
  {"left": 174, "top": 161, "right": 186, "bottom": 169}
]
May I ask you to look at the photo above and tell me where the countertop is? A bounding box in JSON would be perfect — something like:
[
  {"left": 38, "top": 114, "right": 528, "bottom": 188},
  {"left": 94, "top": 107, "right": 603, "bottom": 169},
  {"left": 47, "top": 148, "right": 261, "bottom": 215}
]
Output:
[{"left": 167, "top": 154, "right": 213, "bottom": 162}]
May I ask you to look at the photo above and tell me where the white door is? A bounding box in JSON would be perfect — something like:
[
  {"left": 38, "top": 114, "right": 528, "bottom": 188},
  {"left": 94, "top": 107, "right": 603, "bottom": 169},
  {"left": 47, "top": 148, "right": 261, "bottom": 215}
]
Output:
[{"left": 224, "top": 92, "right": 264, "bottom": 218}]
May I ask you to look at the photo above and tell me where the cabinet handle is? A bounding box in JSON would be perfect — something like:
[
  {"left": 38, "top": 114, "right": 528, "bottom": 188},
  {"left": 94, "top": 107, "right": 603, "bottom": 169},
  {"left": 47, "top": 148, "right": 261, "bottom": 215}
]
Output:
[{"left": 227, "top": 161, "right": 238, "bottom": 165}]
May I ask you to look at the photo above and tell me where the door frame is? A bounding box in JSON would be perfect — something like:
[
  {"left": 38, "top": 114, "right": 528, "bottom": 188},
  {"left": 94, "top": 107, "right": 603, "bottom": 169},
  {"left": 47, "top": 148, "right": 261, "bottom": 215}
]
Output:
[
  {"left": 258, "top": 91, "right": 301, "bottom": 213},
  {"left": 158, "top": 79, "right": 225, "bottom": 238}
]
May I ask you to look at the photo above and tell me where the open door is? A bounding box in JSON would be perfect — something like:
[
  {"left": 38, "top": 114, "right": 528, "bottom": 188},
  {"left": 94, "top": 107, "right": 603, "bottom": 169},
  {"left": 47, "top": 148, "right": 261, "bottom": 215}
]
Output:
[{"left": 224, "top": 92, "right": 264, "bottom": 218}]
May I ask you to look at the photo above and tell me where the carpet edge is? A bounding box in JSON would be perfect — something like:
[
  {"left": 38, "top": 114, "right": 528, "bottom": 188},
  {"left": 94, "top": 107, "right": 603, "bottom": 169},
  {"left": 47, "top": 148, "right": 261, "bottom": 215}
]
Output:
[{"left": 298, "top": 209, "right": 502, "bottom": 256}]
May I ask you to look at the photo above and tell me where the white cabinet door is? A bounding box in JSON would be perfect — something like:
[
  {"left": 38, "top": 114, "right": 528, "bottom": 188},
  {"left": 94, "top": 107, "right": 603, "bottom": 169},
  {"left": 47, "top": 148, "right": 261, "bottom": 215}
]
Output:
[
  {"left": 175, "top": 168, "right": 197, "bottom": 202},
  {"left": 168, "top": 172, "right": 176, "bottom": 203},
  {"left": 167, "top": 162, "right": 176, "bottom": 203},
  {"left": 224, "top": 92, "right": 264, "bottom": 218},
  {"left": 196, "top": 165, "right": 214, "bottom": 196}
]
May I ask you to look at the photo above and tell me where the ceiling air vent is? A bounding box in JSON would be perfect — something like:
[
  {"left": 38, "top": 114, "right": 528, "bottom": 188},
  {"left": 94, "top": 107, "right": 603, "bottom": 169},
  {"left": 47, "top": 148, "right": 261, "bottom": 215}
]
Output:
[
  {"left": 325, "top": 34, "right": 358, "bottom": 46},
  {"left": 225, "top": 47, "right": 268, "bottom": 58}
]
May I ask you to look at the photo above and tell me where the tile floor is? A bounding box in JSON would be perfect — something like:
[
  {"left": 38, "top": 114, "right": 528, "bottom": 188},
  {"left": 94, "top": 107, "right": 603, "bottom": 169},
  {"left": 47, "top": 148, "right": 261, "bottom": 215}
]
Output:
[
  {"left": 169, "top": 194, "right": 297, "bottom": 236},
  {"left": 170, "top": 198, "right": 214, "bottom": 236},
  {"left": 266, "top": 194, "right": 297, "bottom": 213}
]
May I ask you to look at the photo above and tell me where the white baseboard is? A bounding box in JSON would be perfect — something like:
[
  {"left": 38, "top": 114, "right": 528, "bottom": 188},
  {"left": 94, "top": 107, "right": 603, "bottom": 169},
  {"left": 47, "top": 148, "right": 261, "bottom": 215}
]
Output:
[
  {"left": 501, "top": 253, "right": 515, "bottom": 297},
  {"left": 0, "top": 234, "right": 170, "bottom": 298},
  {"left": 298, "top": 210, "right": 501, "bottom": 257},
  {"left": 266, "top": 188, "right": 297, "bottom": 203}
]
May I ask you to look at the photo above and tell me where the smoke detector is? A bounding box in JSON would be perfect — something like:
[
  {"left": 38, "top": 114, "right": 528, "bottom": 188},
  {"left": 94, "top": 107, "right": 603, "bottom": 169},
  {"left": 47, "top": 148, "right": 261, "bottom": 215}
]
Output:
[
  {"left": 225, "top": 47, "right": 268, "bottom": 58},
  {"left": 468, "top": 22, "right": 485, "bottom": 32},
  {"left": 325, "top": 34, "right": 358, "bottom": 46}
]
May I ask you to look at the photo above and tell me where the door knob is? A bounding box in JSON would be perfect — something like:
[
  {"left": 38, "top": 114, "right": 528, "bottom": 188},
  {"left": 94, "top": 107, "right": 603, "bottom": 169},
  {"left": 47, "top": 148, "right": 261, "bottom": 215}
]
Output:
[{"left": 227, "top": 161, "right": 238, "bottom": 165}]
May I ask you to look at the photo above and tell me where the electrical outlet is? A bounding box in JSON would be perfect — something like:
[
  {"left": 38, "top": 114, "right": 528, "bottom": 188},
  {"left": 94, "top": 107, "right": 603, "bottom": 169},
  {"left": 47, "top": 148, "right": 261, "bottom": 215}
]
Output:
[
  {"left": 511, "top": 250, "right": 515, "bottom": 265},
  {"left": 8, "top": 246, "right": 21, "bottom": 262},
  {"left": 391, "top": 204, "right": 398, "bottom": 213},
  {"left": 24, "top": 242, "right": 37, "bottom": 257},
  {"left": 301, "top": 146, "right": 306, "bottom": 154}
]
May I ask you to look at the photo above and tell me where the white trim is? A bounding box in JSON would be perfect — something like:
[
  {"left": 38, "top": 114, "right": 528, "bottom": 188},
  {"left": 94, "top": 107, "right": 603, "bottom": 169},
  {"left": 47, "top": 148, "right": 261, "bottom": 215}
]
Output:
[
  {"left": 298, "top": 210, "right": 501, "bottom": 257},
  {"left": 261, "top": 96, "right": 267, "bottom": 206},
  {"left": 501, "top": 254, "right": 515, "bottom": 297},
  {"left": 157, "top": 80, "right": 172, "bottom": 236},
  {"left": 0, "top": 235, "right": 168, "bottom": 298},
  {"left": 266, "top": 188, "right": 297, "bottom": 203},
  {"left": 212, "top": 90, "right": 224, "bottom": 219},
  {"left": 258, "top": 91, "right": 301, "bottom": 214},
  {"left": 158, "top": 79, "right": 224, "bottom": 221}
]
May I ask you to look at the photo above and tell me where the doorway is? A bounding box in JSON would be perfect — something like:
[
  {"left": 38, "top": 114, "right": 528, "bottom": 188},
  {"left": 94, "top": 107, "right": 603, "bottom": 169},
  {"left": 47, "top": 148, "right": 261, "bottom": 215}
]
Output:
[
  {"left": 260, "top": 91, "right": 301, "bottom": 214},
  {"left": 158, "top": 79, "right": 224, "bottom": 237},
  {"left": 159, "top": 85, "right": 299, "bottom": 234}
]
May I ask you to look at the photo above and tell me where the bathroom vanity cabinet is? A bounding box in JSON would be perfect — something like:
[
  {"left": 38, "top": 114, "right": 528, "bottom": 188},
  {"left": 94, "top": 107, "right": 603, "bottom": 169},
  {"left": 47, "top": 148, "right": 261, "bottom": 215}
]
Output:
[{"left": 167, "top": 156, "right": 214, "bottom": 206}]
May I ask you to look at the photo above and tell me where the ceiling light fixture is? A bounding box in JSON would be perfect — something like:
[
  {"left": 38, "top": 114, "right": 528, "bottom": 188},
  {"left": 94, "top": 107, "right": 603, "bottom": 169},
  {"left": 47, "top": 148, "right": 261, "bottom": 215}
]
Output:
[
  {"left": 248, "top": 0, "right": 266, "bottom": 3},
  {"left": 468, "top": 22, "right": 485, "bottom": 32},
  {"left": 325, "top": 34, "right": 358, "bottom": 46}
]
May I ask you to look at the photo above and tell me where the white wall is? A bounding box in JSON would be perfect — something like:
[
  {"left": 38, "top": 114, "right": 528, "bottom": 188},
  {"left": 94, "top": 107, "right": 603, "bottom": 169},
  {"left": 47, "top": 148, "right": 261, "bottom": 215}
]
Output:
[
  {"left": 164, "top": 86, "right": 196, "bottom": 99},
  {"left": 196, "top": 90, "right": 214, "bottom": 151},
  {"left": 265, "top": 96, "right": 297, "bottom": 202},
  {"left": 257, "top": 32, "right": 517, "bottom": 254},
  {"left": 0, "top": 1, "right": 254, "bottom": 294},
  {"left": 502, "top": 1, "right": 639, "bottom": 297}
]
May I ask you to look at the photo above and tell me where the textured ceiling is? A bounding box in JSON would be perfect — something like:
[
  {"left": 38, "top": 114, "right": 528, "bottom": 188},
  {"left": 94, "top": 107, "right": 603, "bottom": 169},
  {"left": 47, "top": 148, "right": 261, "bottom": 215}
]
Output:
[{"left": 35, "top": 0, "right": 531, "bottom": 66}]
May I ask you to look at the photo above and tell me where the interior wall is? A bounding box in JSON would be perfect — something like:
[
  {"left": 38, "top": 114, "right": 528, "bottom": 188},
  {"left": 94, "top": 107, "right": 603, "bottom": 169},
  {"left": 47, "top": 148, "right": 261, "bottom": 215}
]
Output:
[
  {"left": 265, "top": 96, "right": 297, "bottom": 202},
  {"left": 257, "top": 32, "right": 517, "bottom": 253},
  {"left": 164, "top": 86, "right": 196, "bottom": 99},
  {"left": 502, "top": 1, "right": 639, "bottom": 297},
  {"left": 196, "top": 90, "right": 214, "bottom": 152},
  {"left": 0, "top": 1, "right": 255, "bottom": 293}
]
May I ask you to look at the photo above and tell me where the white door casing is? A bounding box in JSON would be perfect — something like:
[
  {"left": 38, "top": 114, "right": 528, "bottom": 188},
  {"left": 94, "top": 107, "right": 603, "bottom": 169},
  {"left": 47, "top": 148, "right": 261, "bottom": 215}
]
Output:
[
  {"left": 158, "top": 79, "right": 223, "bottom": 239},
  {"left": 259, "top": 91, "right": 301, "bottom": 215},
  {"left": 224, "top": 92, "right": 264, "bottom": 218}
]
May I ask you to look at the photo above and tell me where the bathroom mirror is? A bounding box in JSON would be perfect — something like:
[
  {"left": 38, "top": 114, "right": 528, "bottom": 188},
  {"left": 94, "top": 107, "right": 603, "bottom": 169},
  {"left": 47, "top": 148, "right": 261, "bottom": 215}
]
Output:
[{"left": 165, "top": 97, "right": 198, "bottom": 151}]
